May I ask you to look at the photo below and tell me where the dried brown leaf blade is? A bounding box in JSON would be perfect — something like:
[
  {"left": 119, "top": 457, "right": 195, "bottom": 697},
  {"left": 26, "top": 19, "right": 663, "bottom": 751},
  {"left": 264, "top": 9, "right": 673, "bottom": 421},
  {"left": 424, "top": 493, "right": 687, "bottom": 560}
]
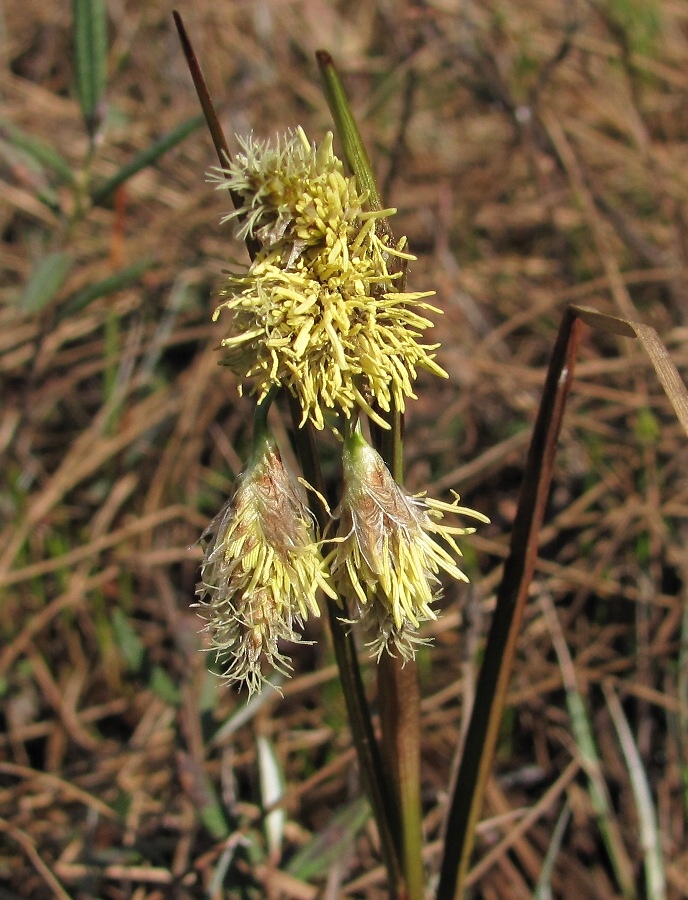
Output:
[
  {"left": 437, "top": 305, "right": 688, "bottom": 899},
  {"left": 574, "top": 306, "right": 688, "bottom": 437}
]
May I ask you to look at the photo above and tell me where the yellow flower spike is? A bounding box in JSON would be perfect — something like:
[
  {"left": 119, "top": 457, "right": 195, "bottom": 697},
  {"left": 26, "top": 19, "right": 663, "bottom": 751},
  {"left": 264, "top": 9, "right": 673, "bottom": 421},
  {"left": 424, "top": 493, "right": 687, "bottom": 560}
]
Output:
[
  {"left": 330, "top": 430, "right": 489, "bottom": 661},
  {"left": 196, "top": 435, "right": 335, "bottom": 695},
  {"left": 211, "top": 127, "right": 448, "bottom": 431},
  {"left": 212, "top": 127, "right": 361, "bottom": 250}
]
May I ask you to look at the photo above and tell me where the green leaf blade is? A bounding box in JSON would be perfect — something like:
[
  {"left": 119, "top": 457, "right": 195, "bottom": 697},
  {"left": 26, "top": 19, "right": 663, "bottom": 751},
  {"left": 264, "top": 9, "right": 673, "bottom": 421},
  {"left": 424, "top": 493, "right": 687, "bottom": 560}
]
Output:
[
  {"left": 58, "top": 257, "right": 156, "bottom": 319},
  {"left": 19, "top": 251, "right": 73, "bottom": 314},
  {"left": 73, "top": 0, "right": 108, "bottom": 135},
  {"left": 90, "top": 114, "right": 205, "bottom": 205},
  {"left": 0, "top": 117, "right": 74, "bottom": 186}
]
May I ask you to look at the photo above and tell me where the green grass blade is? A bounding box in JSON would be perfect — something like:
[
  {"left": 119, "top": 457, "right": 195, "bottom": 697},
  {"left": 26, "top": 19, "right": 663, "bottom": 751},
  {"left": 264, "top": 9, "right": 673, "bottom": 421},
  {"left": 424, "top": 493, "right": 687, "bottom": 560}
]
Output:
[
  {"left": 73, "top": 0, "right": 108, "bottom": 135},
  {"left": 603, "top": 681, "right": 666, "bottom": 900},
  {"left": 542, "top": 595, "right": 637, "bottom": 899},
  {"left": 533, "top": 804, "right": 571, "bottom": 900},
  {"left": 58, "top": 258, "right": 156, "bottom": 319},
  {"left": 0, "top": 117, "right": 74, "bottom": 185},
  {"left": 111, "top": 608, "right": 145, "bottom": 672},
  {"left": 286, "top": 797, "right": 370, "bottom": 880},
  {"left": 316, "top": 50, "right": 382, "bottom": 211},
  {"left": 19, "top": 251, "right": 73, "bottom": 313},
  {"left": 90, "top": 114, "right": 204, "bottom": 205},
  {"left": 149, "top": 665, "right": 182, "bottom": 706},
  {"left": 196, "top": 778, "right": 230, "bottom": 840}
]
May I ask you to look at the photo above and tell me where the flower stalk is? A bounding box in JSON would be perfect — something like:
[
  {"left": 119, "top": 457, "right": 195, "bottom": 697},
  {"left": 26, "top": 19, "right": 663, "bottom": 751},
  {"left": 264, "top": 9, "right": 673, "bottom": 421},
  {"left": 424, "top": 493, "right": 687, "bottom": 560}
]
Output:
[
  {"left": 176, "top": 18, "right": 488, "bottom": 896},
  {"left": 316, "top": 53, "right": 427, "bottom": 898}
]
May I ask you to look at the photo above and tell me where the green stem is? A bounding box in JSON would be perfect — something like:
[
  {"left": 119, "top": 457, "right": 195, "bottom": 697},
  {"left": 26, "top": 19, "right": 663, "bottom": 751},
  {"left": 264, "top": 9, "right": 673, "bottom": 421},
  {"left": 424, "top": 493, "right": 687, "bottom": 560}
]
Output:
[
  {"left": 377, "top": 405, "right": 425, "bottom": 900},
  {"left": 378, "top": 651, "right": 424, "bottom": 900},
  {"left": 252, "top": 386, "right": 278, "bottom": 448},
  {"left": 316, "top": 51, "right": 397, "bottom": 254},
  {"left": 316, "top": 50, "right": 383, "bottom": 210}
]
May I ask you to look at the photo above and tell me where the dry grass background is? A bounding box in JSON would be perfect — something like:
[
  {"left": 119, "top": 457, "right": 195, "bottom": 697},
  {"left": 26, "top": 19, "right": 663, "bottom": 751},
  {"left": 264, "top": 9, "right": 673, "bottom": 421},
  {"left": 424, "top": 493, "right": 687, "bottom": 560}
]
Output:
[{"left": 2, "top": 1, "right": 688, "bottom": 898}]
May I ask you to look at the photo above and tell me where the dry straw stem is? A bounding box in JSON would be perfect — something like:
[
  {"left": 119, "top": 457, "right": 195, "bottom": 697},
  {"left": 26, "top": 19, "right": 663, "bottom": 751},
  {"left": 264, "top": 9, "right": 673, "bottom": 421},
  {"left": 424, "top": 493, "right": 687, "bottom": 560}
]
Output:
[{"left": 573, "top": 306, "right": 688, "bottom": 437}]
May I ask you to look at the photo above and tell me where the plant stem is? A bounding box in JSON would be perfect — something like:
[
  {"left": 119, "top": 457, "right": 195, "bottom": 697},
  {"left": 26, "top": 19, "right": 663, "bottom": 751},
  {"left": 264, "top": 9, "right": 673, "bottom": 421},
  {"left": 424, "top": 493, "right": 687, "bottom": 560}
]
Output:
[
  {"left": 317, "top": 50, "right": 425, "bottom": 900},
  {"left": 316, "top": 51, "right": 383, "bottom": 210},
  {"left": 173, "top": 10, "right": 260, "bottom": 260},
  {"left": 287, "top": 396, "right": 403, "bottom": 895},
  {"left": 378, "top": 651, "right": 424, "bottom": 900},
  {"left": 377, "top": 404, "right": 425, "bottom": 900}
]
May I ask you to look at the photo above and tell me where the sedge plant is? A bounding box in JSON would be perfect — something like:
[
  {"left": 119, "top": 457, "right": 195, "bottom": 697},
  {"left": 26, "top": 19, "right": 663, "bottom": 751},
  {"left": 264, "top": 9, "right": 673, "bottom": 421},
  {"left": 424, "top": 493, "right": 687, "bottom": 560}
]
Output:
[
  {"left": 176, "top": 13, "right": 688, "bottom": 899},
  {"left": 185, "top": 55, "right": 488, "bottom": 895}
]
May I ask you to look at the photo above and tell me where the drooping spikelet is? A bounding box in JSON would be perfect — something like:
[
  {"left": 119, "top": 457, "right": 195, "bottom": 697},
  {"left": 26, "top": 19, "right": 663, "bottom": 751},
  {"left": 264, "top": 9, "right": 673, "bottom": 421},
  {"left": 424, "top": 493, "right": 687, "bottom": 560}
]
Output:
[
  {"left": 196, "top": 435, "right": 335, "bottom": 695},
  {"left": 329, "top": 430, "right": 489, "bottom": 661}
]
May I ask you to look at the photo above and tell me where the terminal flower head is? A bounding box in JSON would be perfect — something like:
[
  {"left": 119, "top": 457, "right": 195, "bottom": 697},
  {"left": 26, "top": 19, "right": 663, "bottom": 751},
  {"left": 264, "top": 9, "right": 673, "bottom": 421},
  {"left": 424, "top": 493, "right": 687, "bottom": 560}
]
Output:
[
  {"left": 213, "top": 127, "right": 364, "bottom": 251},
  {"left": 211, "top": 128, "right": 447, "bottom": 431},
  {"left": 196, "top": 435, "right": 335, "bottom": 695},
  {"left": 329, "top": 430, "right": 489, "bottom": 661}
]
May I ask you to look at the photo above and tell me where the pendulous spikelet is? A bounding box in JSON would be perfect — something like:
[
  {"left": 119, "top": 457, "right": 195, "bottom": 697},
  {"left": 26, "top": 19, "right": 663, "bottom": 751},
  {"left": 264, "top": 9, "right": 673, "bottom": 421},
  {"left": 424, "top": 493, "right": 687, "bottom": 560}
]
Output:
[
  {"left": 329, "top": 429, "right": 489, "bottom": 661},
  {"left": 196, "top": 435, "right": 335, "bottom": 695}
]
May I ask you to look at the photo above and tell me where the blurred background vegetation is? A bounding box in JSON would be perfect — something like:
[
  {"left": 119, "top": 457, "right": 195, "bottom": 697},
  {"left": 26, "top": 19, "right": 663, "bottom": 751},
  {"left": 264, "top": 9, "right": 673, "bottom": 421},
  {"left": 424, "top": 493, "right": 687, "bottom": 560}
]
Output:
[{"left": 1, "top": 1, "right": 687, "bottom": 897}]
